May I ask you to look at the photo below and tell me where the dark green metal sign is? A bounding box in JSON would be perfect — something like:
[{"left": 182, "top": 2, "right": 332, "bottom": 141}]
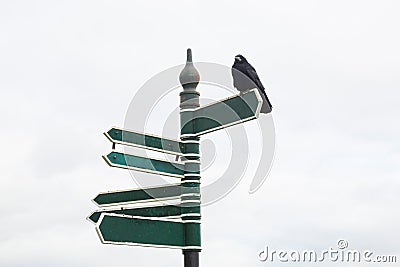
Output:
[
  {"left": 93, "top": 184, "right": 184, "bottom": 207},
  {"left": 105, "top": 127, "right": 184, "bottom": 156},
  {"left": 103, "top": 151, "right": 184, "bottom": 178},
  {"left": 181, "top": 89, "right": 262, "bottom": 136},
  {"left": 97, "top": 214, "right": 201, "bottom": 249},
  {"left": 88, "top": 205, "right": 182, "bottom": 223}
]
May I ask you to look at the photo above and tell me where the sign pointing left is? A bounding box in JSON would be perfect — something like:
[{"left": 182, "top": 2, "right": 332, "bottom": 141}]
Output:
[
  {"left": 88, "top": 205, "right": 182, "bottom": 224},
  {"left": 105, "top": 128, "right": 184, "bottom": 156},
  {"left": 92, "top": 184, "right": 183, "bottom": 207},
  {"left": 96, "top": 213, "right": 201, "bottom": 249},
  {"left": 103, "top": 152, "right": 184, "bottom": 178}
]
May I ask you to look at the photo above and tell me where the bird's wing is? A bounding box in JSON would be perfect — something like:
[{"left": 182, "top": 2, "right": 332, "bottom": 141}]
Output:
[
  {"left": 231, "top": 66, "right": 237, "bottom": 88},
  {"left": 231, "top": 64, "right": 242, "bottom": 89},
  {"left": 245, "top": 64, "right": 265, "bottom": 91},
  {"left": 245, "top": 64, "right": 273, "bottom": 108}
]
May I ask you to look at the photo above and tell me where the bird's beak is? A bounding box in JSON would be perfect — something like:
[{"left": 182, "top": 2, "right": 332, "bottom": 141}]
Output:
[{"left": 235, "top": 56, "right": 241, "bottom": 61}]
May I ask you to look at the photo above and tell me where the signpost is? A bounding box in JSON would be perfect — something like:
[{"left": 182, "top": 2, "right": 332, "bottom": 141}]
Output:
[{"left": 88, "top": 49, "right": 264, "bottom": 267}]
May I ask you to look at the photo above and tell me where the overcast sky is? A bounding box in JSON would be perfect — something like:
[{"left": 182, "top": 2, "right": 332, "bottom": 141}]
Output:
[{"left": 1, "top": 0, "right": 400, "bottom": 266}]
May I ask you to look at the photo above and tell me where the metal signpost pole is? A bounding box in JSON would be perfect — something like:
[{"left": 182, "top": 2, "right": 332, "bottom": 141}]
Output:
[
  {"left": 89, "top": 48, "right": 264, "bottom": 266},
  {"left": 179, "top": 48, "right": 201, "bottom": 267}
]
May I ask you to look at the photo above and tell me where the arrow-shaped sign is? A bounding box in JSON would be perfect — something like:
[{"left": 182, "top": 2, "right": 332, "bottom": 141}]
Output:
[
  {"left": 93, "top": 184, "right": 182, "bottom": 207},
  {"left": 105, "top": 128, "right": 184, "bottom": 156},
  {"left": 87, "top": 205, "right": 182, "bottom": 224},
  {"left": 96, "top": 214, "right": 201, "bottom": 249},
  {"left": 181, "top": 89, "right": 262, "bottom": 136},
  {"left": 103, "top": 151, "right": 184, "bottom": 178}
]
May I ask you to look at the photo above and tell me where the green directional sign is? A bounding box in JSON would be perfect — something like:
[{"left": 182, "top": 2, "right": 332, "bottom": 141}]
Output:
[
  {"left": 105, "top": 128, "right": 184, "bottom": 156},
  {"left": 88, "top": 205, "right": 182, "bottom": 223},
  {"left": 103, "top": 151, "right": 184, "bottom": 178},
  {"left": 181, "top": 89, "right": 262, "bottom": 136},
  {"left": 93, "top": 184, "right": 185, "bottom": 207},
  {"left": 96, "top": 214, "right": 201, "bottom": 249}
]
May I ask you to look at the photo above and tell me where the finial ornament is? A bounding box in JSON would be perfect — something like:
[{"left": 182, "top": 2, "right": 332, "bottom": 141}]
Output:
[{"left": 179, "top": 48, "right": 200, "bottom": 90}]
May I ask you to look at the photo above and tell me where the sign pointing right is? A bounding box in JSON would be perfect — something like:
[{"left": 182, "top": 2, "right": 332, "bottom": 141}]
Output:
[{"left": 181, "top": 88, "right": 263, "bottom": 136}]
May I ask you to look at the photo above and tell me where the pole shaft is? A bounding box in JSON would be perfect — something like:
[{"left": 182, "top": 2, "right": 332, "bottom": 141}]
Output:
[
  {"left": 179, "top": 48, "right": 201, "bottom": 267},
  {"left": 184, "top": 251, "right": 199, "bottom": 267}
]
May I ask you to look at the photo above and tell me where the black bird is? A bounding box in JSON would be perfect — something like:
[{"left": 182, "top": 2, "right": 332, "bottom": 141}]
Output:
[{"left": 232, "top": 55, "right": 272, "bottom": 113}]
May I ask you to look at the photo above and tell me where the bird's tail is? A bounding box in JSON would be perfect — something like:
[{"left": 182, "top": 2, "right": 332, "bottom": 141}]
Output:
[{"left": 260, "top": 91, "right": 272, "bottom": 114}]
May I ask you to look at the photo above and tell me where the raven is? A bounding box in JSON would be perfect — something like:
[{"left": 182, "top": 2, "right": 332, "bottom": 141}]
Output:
[{"left": 232, "top": 55, "right": 272, "bottom": 114}]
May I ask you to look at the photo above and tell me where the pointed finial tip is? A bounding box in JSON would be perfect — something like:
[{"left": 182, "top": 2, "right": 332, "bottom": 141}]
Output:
[
  {"left": 186, "top": 48, "right": 192, "bottom": 63},
  {"left": 179, "top": 48, "right": 200, "bottom": 89}
]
